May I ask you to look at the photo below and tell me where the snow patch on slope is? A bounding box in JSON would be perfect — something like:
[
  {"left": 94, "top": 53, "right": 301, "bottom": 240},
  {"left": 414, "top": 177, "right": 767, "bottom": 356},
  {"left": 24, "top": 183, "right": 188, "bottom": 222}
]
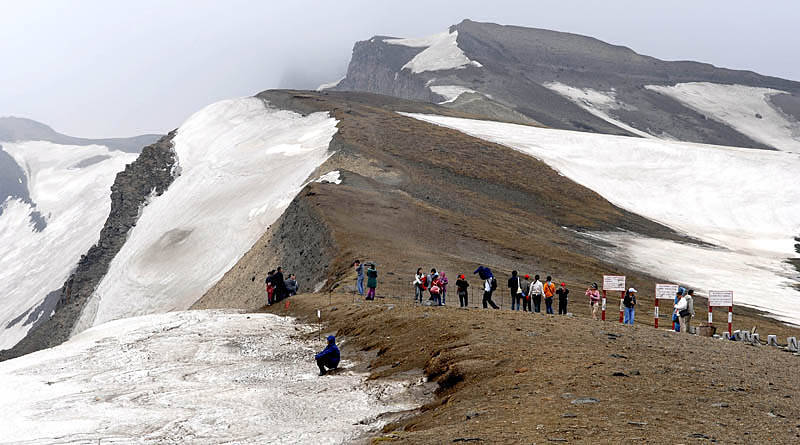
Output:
[
  {"left": 430, "top": 85, "right": 476, "bottom": 104},
  {"left": 646, "top": 82, "right": 800, "bottom": 151},
  {"left": 75, "top": 98, "right": 338, "bottom": 331},
  {"left": 545, "top": 82, "right": 657, "bottom": 139},
  {"left": 0, "top": 310, "right": 419, "bottom": 443},
  {"left": 404, "top": 112, "right": 800, "bottom": 323},
  {"left": 315, "top": 170, "right": 342, "bottom": 184},
  {"left": 0, "top": 142, "right": 135, "bottom": 350},
  {"left": 384, "top": 31, "right": 482, "bottom": 74},
  {"left": 317, "top": 76, "right": 344, "bottom": 91}
]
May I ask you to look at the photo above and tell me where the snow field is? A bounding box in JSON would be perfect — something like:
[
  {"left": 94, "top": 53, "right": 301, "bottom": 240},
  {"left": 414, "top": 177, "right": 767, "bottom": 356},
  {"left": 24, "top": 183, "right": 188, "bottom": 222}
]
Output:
[
  {"left": 646, "top": 82, "right": 800, "bottom": 152},
  {"left": 403, "top": 112, "right": 800, "bottom": 323},
  {"left": 384, "top": 31, "right": 482, "bottom": 73},
  {"left": 0, "top": 142, "right": 136, "bottom": 350},
  {"left": 0, "top": 311, "right": 420, "bottom": 443},
  {"left": 75, "top": 98, "right": 338, "bottom": 332}
]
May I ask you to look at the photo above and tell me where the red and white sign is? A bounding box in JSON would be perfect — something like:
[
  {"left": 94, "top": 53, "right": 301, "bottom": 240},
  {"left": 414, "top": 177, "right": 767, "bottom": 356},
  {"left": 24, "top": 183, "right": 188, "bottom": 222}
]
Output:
[
  {"left": 708, "top": 290, "right": 733, "bottom": 307},
  {"left": 655, "top": 284, "right": 679, "bottom": 300},
  {"left": 603, "top": 275, "right": 626, "bottom": 291}
]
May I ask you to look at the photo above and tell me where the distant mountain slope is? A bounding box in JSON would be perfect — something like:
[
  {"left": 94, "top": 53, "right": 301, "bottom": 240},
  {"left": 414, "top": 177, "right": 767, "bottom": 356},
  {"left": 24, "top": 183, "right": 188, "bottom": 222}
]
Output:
[
  {"left": 0, "top": 117, "right": 161, "bottom": 153},
  {"left": 331, "top": 19, "right": 800, "bottom": 150}
]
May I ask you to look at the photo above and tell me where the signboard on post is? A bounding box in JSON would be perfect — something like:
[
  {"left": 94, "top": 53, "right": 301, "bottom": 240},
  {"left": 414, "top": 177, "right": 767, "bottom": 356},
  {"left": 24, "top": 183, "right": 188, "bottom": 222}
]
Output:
[
  {"left": 603, "top": 275, "right": 626, "bottom": 291},
  {"left": 708, "top": 290, "right": 734, "bottom": 337},
  {"left": 655, "top": 284, "right": 679, "bottom": 300},
  {"left": 708, "top": 290, "right": 733, "bottom": 307}
]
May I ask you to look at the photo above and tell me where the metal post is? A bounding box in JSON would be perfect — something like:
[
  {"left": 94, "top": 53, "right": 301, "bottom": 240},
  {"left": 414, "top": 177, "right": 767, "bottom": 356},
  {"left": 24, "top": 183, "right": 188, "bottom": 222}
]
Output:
[
  {"left": 619, "top": 291, "right": 625, "bottom": 323},
  {"left": 728, "top": 306, "right": 733, "bottom": 337},
  {"left": 654, "top": 298, "right": 659, "bottom": 329},
  {"left": 601, "top": 290, "right": 607, "bottom": 321}
]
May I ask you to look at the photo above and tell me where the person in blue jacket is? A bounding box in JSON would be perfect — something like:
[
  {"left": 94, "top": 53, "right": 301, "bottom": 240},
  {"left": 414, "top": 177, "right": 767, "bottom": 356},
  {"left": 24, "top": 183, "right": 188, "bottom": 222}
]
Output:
[{"left": 315, "top": 335, "right": 341, "bottom": 376}]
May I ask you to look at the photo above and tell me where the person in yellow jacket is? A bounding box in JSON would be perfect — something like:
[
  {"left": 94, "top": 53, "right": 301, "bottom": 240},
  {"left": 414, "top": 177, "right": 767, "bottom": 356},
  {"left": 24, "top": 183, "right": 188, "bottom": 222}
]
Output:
[{"left": 543, "top": 276, "right": 556, "bottom": 314}]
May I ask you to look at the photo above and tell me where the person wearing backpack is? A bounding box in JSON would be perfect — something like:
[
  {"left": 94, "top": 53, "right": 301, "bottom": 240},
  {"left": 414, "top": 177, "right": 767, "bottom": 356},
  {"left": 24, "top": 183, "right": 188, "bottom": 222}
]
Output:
[
  {"left": 413, "top": 268, "right": 426, "bottom": 303},
  {"left": 456, "top": 274, "right": 470, "bottom": 308},
  {"left": 519, "top": 274, "right": 531, "bottom": 312},
  {"left": 556, "top": 282, "right": 569, "bottom": 315},
  {"left": 529, "top": 275, "right": 544, "bottom": 313},
  {"left": 675, "top": 289, "right": 695, "bottom": 334},
  {"left": 623, "top": 287, "right": 637, "bottom": 325},
  {"left": 427, "top": 268, "right": 438, "bottom": 301},
  {"left": 543, "top": 276, "right": 556, "bottom": 314},
  {"left": 440, "top": 272, "right": 449, "bottom": 306},
  {"left": 365, "top": 263, "right": 378, "bottom": 300},
  {"left": 430, "top": 279, "right": 442, "bottom": 306},
  {"left": 483, "top": 276, "right": 499, "bottom": 309},
  {"left": 684, "top": 289, "right": 696, "bottom": 334},
  {"left": 508, "top": 271, "right": 522, "bottom": 311}
]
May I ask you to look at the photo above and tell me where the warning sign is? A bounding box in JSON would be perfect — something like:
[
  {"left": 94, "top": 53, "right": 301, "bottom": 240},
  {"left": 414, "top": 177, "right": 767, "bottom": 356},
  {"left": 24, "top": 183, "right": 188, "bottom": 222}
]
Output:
[
  {"left": 708, "top": 290, "right": 733, "bottom": 307},
  {"left": 655, "top": 284, "right": 679, "bottom": 300},
  {"left": 603, "top": 275, "right": 626, "bottom": 291}
]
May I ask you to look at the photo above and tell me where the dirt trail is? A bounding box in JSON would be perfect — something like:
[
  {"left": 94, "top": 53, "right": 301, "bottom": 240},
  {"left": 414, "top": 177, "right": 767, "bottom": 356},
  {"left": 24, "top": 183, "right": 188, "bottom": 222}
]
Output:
[{"left": 264, "top": 292, "right": 800, "bottom": 444}]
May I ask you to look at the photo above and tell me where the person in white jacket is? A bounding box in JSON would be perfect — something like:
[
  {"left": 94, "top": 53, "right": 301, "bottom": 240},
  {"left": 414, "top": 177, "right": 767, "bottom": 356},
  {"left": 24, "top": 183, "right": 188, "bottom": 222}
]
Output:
[
  {"left": 683, "top": 289, "right": 696, "bottom": 334},
  {"left": 528, "top": 275, "right": 544, "bottom": 313},
  {"left": 413, "top": 268, "right": 425, "bottom": 304},
  {"left": 674, "top": 293, "right": 690, "bottom": 333}
]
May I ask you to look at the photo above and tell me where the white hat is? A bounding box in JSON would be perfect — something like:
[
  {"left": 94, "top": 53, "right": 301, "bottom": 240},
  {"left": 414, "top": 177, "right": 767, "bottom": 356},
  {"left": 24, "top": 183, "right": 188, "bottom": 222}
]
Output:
[{"left": 628, "top": 287, "right": 638, "bottom": 293}]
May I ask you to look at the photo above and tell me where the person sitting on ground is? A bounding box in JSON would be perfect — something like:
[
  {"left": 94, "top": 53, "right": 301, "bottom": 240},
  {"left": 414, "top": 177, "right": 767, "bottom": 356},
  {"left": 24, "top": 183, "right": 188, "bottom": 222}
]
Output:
[
  {"left": 585, "top": 283, "right": 601, "bottom": 320},
  {"left": 519, "top": 274, "right": 531, "bottom": 312},
  {"left": 413, "top": 268, "right": 426, "bottom": 303},
  {"left": 543, "top": 276, "right": 556, "bottom": 314},
  {"left": 315, "top": 335, "right": 340, "bottom": 376},
  {"left": 529, "top": 275, "right": 544, "bottom": 313},
  {"left": 285, "top": 273, "right": 298, "bottom": 296},
  {"left": 456, "top": 274, "right": 469, "bottom": 308},
  {"left": 365, "top": 263, "right": 378, "bottom": 300},
  {"left": 557, "top": 282, "right": 569, "bottom": 315}
]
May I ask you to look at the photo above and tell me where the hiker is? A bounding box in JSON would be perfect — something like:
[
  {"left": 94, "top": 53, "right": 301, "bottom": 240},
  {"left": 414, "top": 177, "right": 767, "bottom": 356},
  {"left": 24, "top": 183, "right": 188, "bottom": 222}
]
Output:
[
  {"left": 557, "top": 282, "right": 569, "bottom": 315},
  {"left": 315, "top": 335, "right": 340, "bottom": 376},
  {"left": 623, "top": 287, "right": 637, "bottom": 325},
  {"left": 365, "top": 263, "right": 378, "bottom": 300},
  {"left": 430, "top": 279, "right": 442, "bottom": 306},
  {"left": 285, "top": 273, "right": 299, "bottom": 296},
  {"left": 456, "top": 274, "right": 470, "bottom": 307},
  {"left": 520, "top": 274, "right": 531, "bottom": 312},
  {"left": 585, "top": 283, "right": 601, "bottom": 320},
  {"left": 675, "top": 289, "right": 695, "bottom": 334},
  {"left": 428, "top": 268, "right": 438, "bottom": 301},
  {"left": 529, "top": 275, "right": 544, "bottom": 313},
  {"left": 354, "top": 260, "right": 364, "bottom": 297},
  {"left": 265, "top": 269, "right": 276, "bottom": 305},
  {"left": 440, "top": 272, "right": 449, "bottom": 305},
  {"left": 543, "top": 276, "right": 556, "bottom": 314},
  {"left": 413, "top": 268, "right": 426, "bottom": 303},
  {"left": 273, "top": 267, "right": 287, "bottom": 301},
  {"left": 673, "top": 289, "right": 684, "bottom": 332},
  {"left": 508, "top": 271, "right": 522, "bottom": 311},
  {"left": 483, "top": 275, "right": 499, "bottom": 309}
]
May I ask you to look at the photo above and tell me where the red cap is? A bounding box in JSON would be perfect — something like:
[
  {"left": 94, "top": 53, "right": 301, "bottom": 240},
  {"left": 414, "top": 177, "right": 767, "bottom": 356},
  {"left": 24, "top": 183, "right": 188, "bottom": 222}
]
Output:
[
  {"left": 524, "top": 274, "right": 530, "bottom": 279},
  {"left": 459, "top": 274, "right": 465, "bottom": 279},
  {"left": 560, "top": 282, "right": 566, "bottom": 286}
]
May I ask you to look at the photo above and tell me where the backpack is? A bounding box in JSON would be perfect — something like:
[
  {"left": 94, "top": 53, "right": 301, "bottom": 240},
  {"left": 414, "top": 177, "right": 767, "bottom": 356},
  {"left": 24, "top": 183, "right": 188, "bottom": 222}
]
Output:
[
  {"left": 430, "top": 285, "right": 440, "bottom": 294},
  {"left": 490, "top": 277, "right": 498, "bottom": 291}
]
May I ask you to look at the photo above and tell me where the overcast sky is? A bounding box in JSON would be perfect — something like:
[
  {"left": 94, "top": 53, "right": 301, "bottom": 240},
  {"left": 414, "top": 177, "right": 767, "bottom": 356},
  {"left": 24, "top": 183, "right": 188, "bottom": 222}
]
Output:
[{"left": 1, "top": 0, "right": 798, "bottom": 137}]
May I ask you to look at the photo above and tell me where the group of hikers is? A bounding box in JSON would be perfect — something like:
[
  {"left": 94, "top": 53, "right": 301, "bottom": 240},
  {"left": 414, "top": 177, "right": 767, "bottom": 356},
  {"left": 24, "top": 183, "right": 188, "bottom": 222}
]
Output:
[{"left": 264, "top": 266, "right": 299, "bottom": 305}]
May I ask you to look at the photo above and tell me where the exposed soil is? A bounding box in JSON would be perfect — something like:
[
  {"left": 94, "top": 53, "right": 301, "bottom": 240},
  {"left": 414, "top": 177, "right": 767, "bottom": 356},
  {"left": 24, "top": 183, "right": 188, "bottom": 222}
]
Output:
[{"left": 269, "top": 292, "right": 800, "bottom": 444}]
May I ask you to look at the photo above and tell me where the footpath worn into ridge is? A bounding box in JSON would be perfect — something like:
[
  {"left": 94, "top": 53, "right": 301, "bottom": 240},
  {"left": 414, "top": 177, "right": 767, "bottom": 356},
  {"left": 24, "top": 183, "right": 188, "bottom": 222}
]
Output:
[{"left": 268, "top": 292, "right": 800, "bottom": 444}]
